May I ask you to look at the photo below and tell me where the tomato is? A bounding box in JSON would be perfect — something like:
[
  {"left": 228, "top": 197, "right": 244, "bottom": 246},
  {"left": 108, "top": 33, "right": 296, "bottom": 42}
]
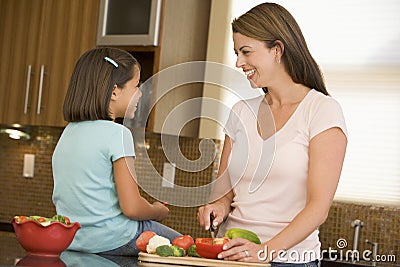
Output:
[
  {"left": 172, "top": 235, "right": 194, "bottom": 252},
  {"left": 14, "top": 216, "right": 27, "bottom": 223},
  {"left": 64, "top": 216, "right": 71, "bottom": 225},
  {"left": 136, "top": 231, "right": 156, "bottom": 252},
  {"left": 37, "top": 217, "right": 46, "bottom": 223},
  {"left": 195, "top": 237, "right": 229, "bottom": 259}
]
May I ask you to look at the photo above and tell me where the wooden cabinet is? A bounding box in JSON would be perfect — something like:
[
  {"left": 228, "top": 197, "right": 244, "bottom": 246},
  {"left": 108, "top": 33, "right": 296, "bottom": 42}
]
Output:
[
  {"left": 0, "top": 0, "right": 99, "bottom": 127},
  {"left": 152, "top": 0, "right": 211, "bottom": 137},
  {"left": 0, "top": 0, "right": 42, "bottom": 125},
  {"left": 108, "top": 0, "right": 211, "bottom": 137}
]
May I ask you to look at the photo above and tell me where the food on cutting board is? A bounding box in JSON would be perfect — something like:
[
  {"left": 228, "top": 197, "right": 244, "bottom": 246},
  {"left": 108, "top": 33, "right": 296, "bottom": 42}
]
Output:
[
  {"left": 154, "top": 244, "right": 186, "bottom": 257},
  {"left": 172, "top": 235, "right": 194, "bottom": 252},
  {"left": 13, "top": 215, "right": 72, "bottom": 226},
  {"left": 158, "top": 245, "right": 186, "bottom": 257},
  {"left": 187, "top": 244, "right": 201, "bottom": 257},
  {"left": 139, "top": 227, "right": 261, "bottom": 259},
  {"left": 224, "top": 228, "right": 261, "bottom": 244},
  {"left": 146, "top": 235, "right": 171, "bottom": 254},
  {"left": 136, "top": 231, "right": 157, "bottom": 252},
  {"left": 195, "top": 237, "right": 229, "bottom": 259},
  {"left": 137, "top": 233, "right": 195, "bottom": 257},
  {"left": 171, "top": 245, "right": 186, "bottom": 256},
  {"left": 155, "top": 245, "right": 175, "bottom": 257},
  {"left": 155, "top": 245, "right": 185, "bottom": 257}
]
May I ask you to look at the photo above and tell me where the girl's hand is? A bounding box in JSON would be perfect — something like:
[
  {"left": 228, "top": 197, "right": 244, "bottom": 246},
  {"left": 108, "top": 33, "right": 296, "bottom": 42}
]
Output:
[
  {"left": 218, "top": 238, "right": 267, "bottom": 263},
  {"left": 152, "top": 201, "right": 169, "bottom": 222},
  {"left": 197, "top": 203, "right": 226, "bottom": 230}
]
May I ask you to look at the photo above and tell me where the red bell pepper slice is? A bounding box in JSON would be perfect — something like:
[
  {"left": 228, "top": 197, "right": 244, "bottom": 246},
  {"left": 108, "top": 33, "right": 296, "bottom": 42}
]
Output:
[{"left": 195, "top": 237, "right": 229, "bottom": 259}]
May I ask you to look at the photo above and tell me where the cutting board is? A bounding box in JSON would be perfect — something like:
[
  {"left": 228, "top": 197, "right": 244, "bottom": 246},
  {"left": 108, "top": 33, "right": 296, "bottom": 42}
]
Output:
[{"left": 138, "top": 252, "right": 270, "bottom": 267}]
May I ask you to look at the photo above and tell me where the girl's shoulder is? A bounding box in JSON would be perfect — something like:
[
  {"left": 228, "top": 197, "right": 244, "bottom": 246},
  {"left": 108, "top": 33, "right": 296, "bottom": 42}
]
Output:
[{"left": 66, "top": 120, "right": 129, "bottom": 136}]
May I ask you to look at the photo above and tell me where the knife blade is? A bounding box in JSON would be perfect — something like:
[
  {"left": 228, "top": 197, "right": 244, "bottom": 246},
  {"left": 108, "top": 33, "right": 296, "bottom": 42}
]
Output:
[{"left": 209, "top": 213, "right": 216, "bottom": 244}]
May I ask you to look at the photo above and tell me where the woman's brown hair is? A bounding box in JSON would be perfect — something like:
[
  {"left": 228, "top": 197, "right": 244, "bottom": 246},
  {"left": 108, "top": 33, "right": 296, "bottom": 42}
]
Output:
[
  {"left": 232, "top": 2, "right": 328, "bottom": 95},
  {"left": 63, "top": 47, "right": 140, "bottom": 122}
]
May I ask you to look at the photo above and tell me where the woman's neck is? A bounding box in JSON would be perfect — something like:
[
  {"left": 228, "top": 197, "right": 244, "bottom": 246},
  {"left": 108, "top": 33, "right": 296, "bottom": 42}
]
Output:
[{"left": 265, "top": 82, "right": 310, "bottom": 107}]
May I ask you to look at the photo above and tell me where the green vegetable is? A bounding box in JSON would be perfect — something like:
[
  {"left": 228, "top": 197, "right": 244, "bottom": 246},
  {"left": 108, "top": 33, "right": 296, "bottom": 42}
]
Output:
[
  {"left": 224, "top": 228, "right": 261, "bottom": 244},
  {"left": 187, "top": 244, "right": 201, "bottom": 257},
  {"left": 27, "top": 215, "right": 70, "bottom": 224},
  {"left": 155, "top": 245, "right": 174, "bottom": 257},
  {"left": 171, "top": 245, "right": 185, "bottom": 257},
  {"left": 51, "top": 215, "right": 68, "bottom": 224}
]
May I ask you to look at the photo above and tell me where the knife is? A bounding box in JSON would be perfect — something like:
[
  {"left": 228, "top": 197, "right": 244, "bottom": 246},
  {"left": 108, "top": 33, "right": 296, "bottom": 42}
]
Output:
[{"left": 209, "top": 213, "right": 216, "bottom": 244}]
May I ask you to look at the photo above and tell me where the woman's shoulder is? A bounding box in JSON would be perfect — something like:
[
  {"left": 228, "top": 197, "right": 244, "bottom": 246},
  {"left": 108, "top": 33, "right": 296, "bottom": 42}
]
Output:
[
  {"left": 305, "top": 89, "right": 347, "bottom": 138},
  {"left": 305, "top": 89, "right": 343, "bottom": 113}
]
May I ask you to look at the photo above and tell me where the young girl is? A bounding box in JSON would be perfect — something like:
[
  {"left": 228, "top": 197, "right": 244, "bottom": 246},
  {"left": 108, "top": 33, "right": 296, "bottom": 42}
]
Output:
[{"left": 52, "top": 47, "right": 181, "bottom": 255}]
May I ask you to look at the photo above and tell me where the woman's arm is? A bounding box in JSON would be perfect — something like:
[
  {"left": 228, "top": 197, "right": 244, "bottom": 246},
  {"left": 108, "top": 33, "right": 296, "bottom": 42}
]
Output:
[
  {"left": 198, "top": 135, "right": 234, "bottom": 229},
  {"left": 113, "top": 156, "right": 169, "bottom": 221}
]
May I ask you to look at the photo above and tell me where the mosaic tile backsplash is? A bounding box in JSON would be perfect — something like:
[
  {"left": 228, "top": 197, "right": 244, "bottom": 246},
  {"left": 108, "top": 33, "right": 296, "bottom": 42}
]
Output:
[
  {"left": 319, "top": 202, "right": 399, "bottom": 262},
  {"left": 0, "top": 126, "right": 398, "bottom": 261}
]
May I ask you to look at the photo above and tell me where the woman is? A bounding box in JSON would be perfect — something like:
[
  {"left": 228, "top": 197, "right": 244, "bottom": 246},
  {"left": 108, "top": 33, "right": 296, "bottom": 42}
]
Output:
[{"left": 198, "top": 3, "right": 347, "bottom": 266}]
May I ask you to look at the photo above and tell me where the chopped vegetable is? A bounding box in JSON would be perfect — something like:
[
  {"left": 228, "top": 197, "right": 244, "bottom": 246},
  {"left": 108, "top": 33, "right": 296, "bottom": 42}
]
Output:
[
  {"left": 171, "top": 245, "right": 185, "bottom": 257},
  {"left": 187, "top": 244, "right": 201, "bottom": 257},
  {"left": 13, "top": 216, "right": 28, "bottom": 223},
  {"left": 13, "top": 215, "right": 72, "bottom": 227},
  {"left": 136, "top": 231, "right": 156, "bottom": 252},
  {"left": 155, "top": 245, "right": 174, "bottom": 257},
  {"left": 195, "top": 237, "right": 229, "bottom": 259},
  {"left": 224, "top": 228, "right": 261, "bottom": 244},
  {"left": 172, "top": 235, "right": 194, "bottom": 252},
  {"left": 51, "top": 215, "right": 70, "bottom": 225},
  {"left": 146, "top": 235, "right": 171, "bottom": 254}
]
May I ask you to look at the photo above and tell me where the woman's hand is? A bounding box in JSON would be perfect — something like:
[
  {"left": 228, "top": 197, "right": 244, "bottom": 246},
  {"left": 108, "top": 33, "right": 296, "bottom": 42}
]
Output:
[
  {"left": 197, "top": 202, "right": 227, "bottom": 230},
  {"left": 152, "top": 201, "right": 169, "bottom": 222},
  {"left": 218, "top": 238, "right": 267, "bottom": 263}
]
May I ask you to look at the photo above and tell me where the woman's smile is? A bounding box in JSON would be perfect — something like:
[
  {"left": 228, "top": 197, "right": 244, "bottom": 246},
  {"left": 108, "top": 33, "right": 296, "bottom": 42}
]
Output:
[{"left": 244, "top": 69, "right": 256, "bottom": 79}]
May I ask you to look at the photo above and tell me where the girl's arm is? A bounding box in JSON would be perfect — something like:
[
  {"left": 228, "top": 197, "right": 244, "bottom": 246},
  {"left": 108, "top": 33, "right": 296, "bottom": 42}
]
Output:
[
  {"left": 264, "top": 126, "right": 347, "bottom": 259},
  {"left": 113, "top": 156, "right": 169, "bottom": 221},
  {"left": 198, "top": 135, "right": 234, "bottom": 229}
]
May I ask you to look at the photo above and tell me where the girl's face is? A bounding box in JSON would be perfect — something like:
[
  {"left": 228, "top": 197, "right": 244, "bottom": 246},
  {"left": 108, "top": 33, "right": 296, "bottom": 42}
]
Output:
[
  {"left": 111, "top": 65, "right": 142, "bottom": 119},
  {"left": 233, "top": 32, "right": 278, "bottom": 89}
]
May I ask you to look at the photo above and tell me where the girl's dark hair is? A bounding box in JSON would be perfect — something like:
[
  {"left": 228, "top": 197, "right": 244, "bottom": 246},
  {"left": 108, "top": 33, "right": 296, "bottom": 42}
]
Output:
[
  {"left": 63, "top": 47, "right": 140, "bottom": 122},
  {"left": 232, "top": 2, "right": 328, "bottom": 95}
]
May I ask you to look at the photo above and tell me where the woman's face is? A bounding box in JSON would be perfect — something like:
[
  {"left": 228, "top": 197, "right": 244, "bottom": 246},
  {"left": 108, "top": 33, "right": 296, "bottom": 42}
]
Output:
[{"left": 233, "top": 32, "right": 277, "bottom": 89}]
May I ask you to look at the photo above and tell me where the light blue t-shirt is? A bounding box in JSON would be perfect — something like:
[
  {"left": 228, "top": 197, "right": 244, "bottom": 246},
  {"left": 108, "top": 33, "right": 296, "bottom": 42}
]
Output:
[{"left": 52, "top": 120, "right": 138, "bottom": 253}]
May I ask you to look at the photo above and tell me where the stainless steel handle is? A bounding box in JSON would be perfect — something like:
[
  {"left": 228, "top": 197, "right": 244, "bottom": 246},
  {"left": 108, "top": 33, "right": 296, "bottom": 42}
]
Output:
[
  {"left": 37, "top": 64, "right": 45, "bottom": 114},
  {"left": 24, "top": 65, "right": 32, "bottom": 114}
]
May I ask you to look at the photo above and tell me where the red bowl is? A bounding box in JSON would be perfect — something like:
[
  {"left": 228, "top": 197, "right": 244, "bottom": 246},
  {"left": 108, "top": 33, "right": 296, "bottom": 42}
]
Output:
[
  {"left": 195, "top": 237, "right": 229, "bottom": 259},
  {"left": 12, "top": 218, "right": 81, "bottom": 257}
]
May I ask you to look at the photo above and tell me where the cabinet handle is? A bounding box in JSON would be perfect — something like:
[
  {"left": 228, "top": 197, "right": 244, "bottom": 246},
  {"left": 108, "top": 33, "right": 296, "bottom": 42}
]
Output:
[
  {"left": 24, "top": 65, "right": 32, "bottom": 114},
  {"left": 37, "top": 64, "right": 45, "bottom": 114}
]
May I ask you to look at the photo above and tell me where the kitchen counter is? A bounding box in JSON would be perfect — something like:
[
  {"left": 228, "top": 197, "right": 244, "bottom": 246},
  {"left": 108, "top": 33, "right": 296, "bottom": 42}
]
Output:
[
  {"left": 0, "top": 231, "right": 134, "bottom": 267},
  {"left": 1, "top": 231, "right": 267, "bottom": 267},
  {"left": 1, "top": 231, "right": 398, "bottom": 267}
]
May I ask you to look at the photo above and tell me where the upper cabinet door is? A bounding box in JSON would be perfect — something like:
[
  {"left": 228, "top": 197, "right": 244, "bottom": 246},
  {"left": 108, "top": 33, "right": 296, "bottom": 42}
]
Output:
[
  {"left": 0, "top": 0, "right": 99, "bottom": 127},
  {"left": 0, "top": 0, "right": 44, "bottom": 125},
  {"left": 33, "top": 0, "right": 100, "bottom": 126}
]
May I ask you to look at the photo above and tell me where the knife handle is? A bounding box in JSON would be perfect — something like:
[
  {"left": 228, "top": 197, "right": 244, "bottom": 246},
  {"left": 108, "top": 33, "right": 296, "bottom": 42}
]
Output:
[{"left": 209, "top": 213, "right": 216, "bottom": 231}]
